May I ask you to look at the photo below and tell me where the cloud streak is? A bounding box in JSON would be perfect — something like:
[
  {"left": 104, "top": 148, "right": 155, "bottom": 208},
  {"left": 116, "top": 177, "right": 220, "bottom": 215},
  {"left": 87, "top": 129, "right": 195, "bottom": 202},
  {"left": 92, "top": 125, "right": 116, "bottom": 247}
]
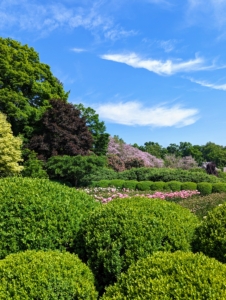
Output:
[
  {"left": 95, "top": 101, "right": 199, "bottom": 127},
  {"left": 188, "top": 77, "right": 226, "bottom": 91},
  {"left": 101, "top": 53, "right": 213, "bottom": 75}
]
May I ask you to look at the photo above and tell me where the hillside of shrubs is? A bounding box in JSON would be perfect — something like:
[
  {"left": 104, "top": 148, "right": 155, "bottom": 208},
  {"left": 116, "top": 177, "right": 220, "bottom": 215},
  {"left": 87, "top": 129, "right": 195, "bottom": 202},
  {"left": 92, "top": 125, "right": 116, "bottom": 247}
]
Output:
[{"left": 1, "top": 37, "right": 226, "bottom": 298}]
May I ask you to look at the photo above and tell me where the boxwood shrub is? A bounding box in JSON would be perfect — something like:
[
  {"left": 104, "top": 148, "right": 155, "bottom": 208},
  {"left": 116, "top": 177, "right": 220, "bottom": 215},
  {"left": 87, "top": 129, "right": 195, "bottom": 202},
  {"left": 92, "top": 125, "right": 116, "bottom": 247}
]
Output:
[
  {"left": 0, "top": 250, "right": 98, "bottom": 299},
  {"left": 197, "top": 182, "right": 212, "bottom": 195},
  {"left": 102, "top": 251, "right": 226, "bottom": 300},
  {"left": 193, "top": 202, "right": 226, "bottom": 263},
  {"left": 181, "top": 181, "right": 197, "bottom": 191},
  {"left": 136, "top": 181, "right": 153, "bottom": 191},
  {"left": 97, "top": 180, "right": 111, "bottom": 187},
  {"left": 150, "top": 181, "right": 165, "bottom": 191},
  {"left": 212, "top": 183, "right": 226, "bottom": 193},
  {"left": 164, "top": 181, "right": 181, "bottom": 192},
  {"left": 75, "top": 197, "right": 198, "bottom": 292},
  {"left": 0, "top": 177, "right": 100, "bottom": 259},
  {"left": 122, "top": 180, "right": 138, "bottom": 190},
  {"left": 108, "top": 179, "right": 125, "bottom": 189}
]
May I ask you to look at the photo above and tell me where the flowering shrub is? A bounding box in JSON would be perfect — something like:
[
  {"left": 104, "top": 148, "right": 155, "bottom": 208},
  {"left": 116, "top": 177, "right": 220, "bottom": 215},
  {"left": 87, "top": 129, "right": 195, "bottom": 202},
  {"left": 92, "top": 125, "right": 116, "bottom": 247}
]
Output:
[
  {"left": 81, "top": 187, "right": 200, "bottom": 204},
  {"left": 107, "top": 136, "right": 164, "bottom": 171},
  {"left": 164, "top": 154, "right": 198, "bottom": 170}
]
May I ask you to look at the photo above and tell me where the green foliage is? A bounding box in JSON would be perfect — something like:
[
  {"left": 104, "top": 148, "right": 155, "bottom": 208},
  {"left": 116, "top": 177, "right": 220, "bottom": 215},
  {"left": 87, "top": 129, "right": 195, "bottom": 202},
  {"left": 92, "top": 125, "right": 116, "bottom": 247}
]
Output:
[
  {"left": 0, "top": 250, "right": 98, "bottom": 299},
  {"left": 193, "top": 203, "right": 226, "bottom": 263},
  {"left": 102, "top": 251, "right": 226, "bottom": 300},
  {"left": 136, "top": 181, "right": 153, "bottom": 191},
  {"left": 164, "top": 181, "right": 181, "bottom": 192},
  {"left": 197, "top": 182, "right": 212, "bottom": 195},
  {"left": 181, "top": 181, "right": 197, "bottom": 190},
  {"left": 117, "top": 169, "right": 137, "bottom": 180},
  {"left": 87, "top": 168, "right": 117, "bottom": 181},
  {"left": 75, "top": 197, "right": 198, "bottom": 292},
  {"left": 109, "top": 179, "right": 125, "bottom": 188},
  {"left": 212, "top": 183, "right": 226, "bottom": 193},
  {"left": 177, "top": 193, "right": 226, "bottom": 220},
  {"left": 0, "top": 177, "right": 99, "bottom": 259},
  {"left": 0, "top": 112, "right": 23, "bottom": 176},
  {"left": 0, "top": 37, "right": 68, "bottom": 138},
  {"left": 97, "top": 180, "right": 111, "bottom": 187},
  {"left": 151, "top": 181, "right": 165, "bottom": 191},
  {"left": 22, "top": 150, "right": 48, "bottom": 178},
  {"left": 46, "top": 155, "right": 106, "bottom": 187},
  {"left": 74, "top": 103, "right": 109, "bottom": 156},
  {"left": 122, "top": 180, "right": 138, "bottom": 190}
]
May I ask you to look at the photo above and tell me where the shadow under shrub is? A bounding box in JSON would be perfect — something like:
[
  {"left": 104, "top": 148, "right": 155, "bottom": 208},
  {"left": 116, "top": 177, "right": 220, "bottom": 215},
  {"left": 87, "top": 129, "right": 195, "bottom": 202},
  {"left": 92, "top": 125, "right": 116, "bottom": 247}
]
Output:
[
  {"left": 193, "top": 202, "right": 226, "bottom": 263},
  {"left": 0, "top": 250, "right": 98, "bottom": 300},
  {"left": 0, "top": 177, "right": 100, "bottom": 259},
  {"left": 101, "top": 251, "right": 226, "bottom": 300},
  {"left": 74, "top": 197, "right": 198, "bottom": 293}
]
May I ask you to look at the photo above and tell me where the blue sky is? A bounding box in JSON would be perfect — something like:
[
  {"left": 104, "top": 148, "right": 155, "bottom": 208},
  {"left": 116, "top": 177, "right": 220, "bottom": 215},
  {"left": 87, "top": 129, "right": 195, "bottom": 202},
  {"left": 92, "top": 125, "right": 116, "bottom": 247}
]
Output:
[{"left": 1, "top": 0, "right": 226, "bottom": 147}]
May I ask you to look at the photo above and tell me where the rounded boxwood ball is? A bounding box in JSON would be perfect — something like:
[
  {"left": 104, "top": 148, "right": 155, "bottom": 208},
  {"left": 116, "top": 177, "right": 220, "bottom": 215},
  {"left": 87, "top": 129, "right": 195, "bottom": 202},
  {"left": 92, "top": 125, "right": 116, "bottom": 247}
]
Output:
[
  {"left": 193, "top": 203, "right": 226, "bottom": 263},
  {"left": 197, "top": 182, "right": 212, "bottom": 195},
  {"left": 0, "top": 250, "right": 98, "bottom": 299},
  {"left": 102, "top": 251, "right": 226, "bottom": 300},
  {"left": 75, "top": 197, "right": 199, "bottom": 292},
  {"left": 0, "top": 177, "right": 100, "bottom": 259}
]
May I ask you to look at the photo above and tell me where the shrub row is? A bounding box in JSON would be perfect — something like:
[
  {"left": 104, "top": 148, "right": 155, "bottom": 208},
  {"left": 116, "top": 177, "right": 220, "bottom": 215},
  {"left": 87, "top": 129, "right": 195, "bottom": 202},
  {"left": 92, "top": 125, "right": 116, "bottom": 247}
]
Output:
[
  {"left": 93, "top": 179, "right": 226, "bottom": 195},
  {"left": 88, "top": 167, "right": 222, "bottom": 184}
]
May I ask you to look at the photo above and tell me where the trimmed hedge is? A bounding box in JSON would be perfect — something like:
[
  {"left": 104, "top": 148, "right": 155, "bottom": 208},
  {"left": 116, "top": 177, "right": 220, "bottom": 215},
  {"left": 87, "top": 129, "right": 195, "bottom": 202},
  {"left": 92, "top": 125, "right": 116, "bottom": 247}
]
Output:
[
  {"left": 97, "top": 180, "right": 111, "bottom": 187},
  {"left": 0, "top": 177, "right": 100, "bottom": 259},
  {"left": 102, "top": 251, "right": 226, "bottom": 299},
  {"left": 136, "top": 181, "right": 153, "bottom": 191},
  {"left": 181, "top": 181, "right": 197, "bottom": 191},
  {"left": 164, "top": 180, "right": 181, "bottom": 192},
  {"left": 193, "top": 202, "right": 226, "bottom": 263},
  {"left": 122, "top": 180, "right": 138, "bottom": 190},
  {"left": 197, "top": 182, "right": 212, "bottom": 195},
  {"left": 108, "top": 179, "right": 125, "bottom": 189},
  {"left": 212, "top": 183, "right": 226, "bottom": 193},
  {"left": 150, "top": 181, "right": 165, "bottom": 191},
  {"left": 75, "top": 197, "right": 198, "bottom": 292},
  {"left": 0, "top": 250, "right": 98, "bottom": 299}
]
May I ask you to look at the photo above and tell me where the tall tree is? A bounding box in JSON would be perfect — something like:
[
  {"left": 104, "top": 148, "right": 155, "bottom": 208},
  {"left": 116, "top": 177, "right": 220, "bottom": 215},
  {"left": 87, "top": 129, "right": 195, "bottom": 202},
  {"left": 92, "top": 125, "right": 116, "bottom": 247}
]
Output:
[
  {"left": 28, "top": 99, "right": 93, "bottom": 161},
  {"left": 0, "top": 112, "right": 23, "bottom": 176},
  {"left": 74, "top": 103, "right": 109, "bottom": 155},
  {"left": 0, "top": 37, "right": 69, "bottom": 138}
]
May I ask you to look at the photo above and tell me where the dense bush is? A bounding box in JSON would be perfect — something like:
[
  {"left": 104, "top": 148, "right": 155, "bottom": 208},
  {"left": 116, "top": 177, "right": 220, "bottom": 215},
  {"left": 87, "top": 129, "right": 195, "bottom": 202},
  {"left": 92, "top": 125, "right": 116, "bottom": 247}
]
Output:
[
  {"left": 136, "top": 181, "right": 153, "bottom": 191},
  {"left": 97, "top": 180, "right": 111, "bottom": 187},
  {"left": 150, "top": 181, "right": 165, "bottom": 191},
  {"left": 102, "top": 251, "right": 226, "bottom": 299},
  {"left": 75, "top": 197, "right": 198, "bottom": 292},
  {"left": 0, "top": 250, "right": 98, "bottom": 299},
  {"left": 0, "top": 177, "right": 99, "bottom": 259},
  {"left": 181, "top": 181, "right": 197, "bottom": 190},
  {"left": 212, "top": 183, "right": 226, "bottom": 193},
  {"left": 197, "top": 182, "right": 212, "bottom": 195},
  {"left": 164, "top": 180, "right": 181, "bottom": 192},
  {"left": 122, "top": 180, "right": 138, "bottom": 190},
  {"left": 109, "top": 179, "right": 125, "bottom": 188},
  {"left": 193, "top": 203, "right": 226, "bottom": 263}
]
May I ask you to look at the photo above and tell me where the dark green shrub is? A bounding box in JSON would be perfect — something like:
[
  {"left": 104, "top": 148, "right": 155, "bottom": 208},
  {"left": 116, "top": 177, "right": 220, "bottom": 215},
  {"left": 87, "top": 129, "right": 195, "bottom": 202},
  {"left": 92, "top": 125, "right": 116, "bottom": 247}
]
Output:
[
  {"left": 164, "top": 181, "right": 181, "bottom": 192},
  {"left": 136, "top": 181, "right": 153, "bottom": 191},
  {"left": 212, "top": 183, "right": 226, "bottom": 193},
  {"left": 87, "top": 168, "right": 117, "bottom": 182},
  {"left": 97, "top": 180, "right": 111, "bottom": 188},
  {"left": 75, "top": 197, "right": 198, "bottom": 292},
  {"left": 193, "top": 203, "right": 226, "bottom": 263},
  {"left": 150, "top": 181, "right": 165, "bottom": 191},
  {"left": 122, "top": 180, "right": 138, "bottom": 190},
  {"left": 0, "top": 177, "right": 100, "bottom": 259},
  {"left": 117, "top": 169, "right": 137, "bottom": 180},
  {"left": 197, "top": 182, "right": 212, "bottom": 195},
  {"left": 102, "top": 251, "right": 226, "bottom": 300},
  {"left": 181, "top": 181, "right": 197, "bottom": 190},
  {"left": 108, "top": 179, "right": 125, "bottom": 188},
  {"left": 0, "top": 250, "right": 98, "bottom": 299}
]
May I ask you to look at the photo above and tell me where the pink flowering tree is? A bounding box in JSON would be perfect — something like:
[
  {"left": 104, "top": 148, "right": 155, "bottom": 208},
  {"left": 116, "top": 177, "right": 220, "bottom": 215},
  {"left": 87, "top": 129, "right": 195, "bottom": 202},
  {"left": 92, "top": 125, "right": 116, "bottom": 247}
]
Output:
[
  {"left": 164, "top": 154, "right": 198, "bottom": 170},
  {"left": 107, "top": 136, "right": 164, "bottom": 171}
]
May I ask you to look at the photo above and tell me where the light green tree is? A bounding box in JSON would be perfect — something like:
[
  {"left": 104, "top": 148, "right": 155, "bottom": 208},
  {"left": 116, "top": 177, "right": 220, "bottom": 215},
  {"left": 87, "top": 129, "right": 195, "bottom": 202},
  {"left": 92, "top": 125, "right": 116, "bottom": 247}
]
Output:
[{"left": 0, "top": 112, "right": 23, "bottom": 176}]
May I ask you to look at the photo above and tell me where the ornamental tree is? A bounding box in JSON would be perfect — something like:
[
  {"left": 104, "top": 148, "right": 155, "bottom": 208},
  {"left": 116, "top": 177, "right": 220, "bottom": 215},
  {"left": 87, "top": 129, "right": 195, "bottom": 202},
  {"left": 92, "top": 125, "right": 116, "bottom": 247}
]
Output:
[
  {"left": 0, "top": 112, "right": 23, "bottom": 175},
  {"left": 107, "top": 136, "right": 164, "bottom": 170},
  {"left": 28, "top": 99, "right": 93, "bottom": 161},
  {"left": 0, "top": 37, "right": 68, "bottom": 138}
]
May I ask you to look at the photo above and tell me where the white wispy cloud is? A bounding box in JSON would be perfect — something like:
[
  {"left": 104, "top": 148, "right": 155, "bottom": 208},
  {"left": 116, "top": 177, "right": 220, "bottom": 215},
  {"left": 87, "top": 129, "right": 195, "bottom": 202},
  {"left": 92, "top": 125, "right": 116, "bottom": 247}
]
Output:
[
  {"left": 95, "top": 101, "right": 199, "bottom": 127},
  {"left": 101, "top": 53, "right": 213, "bottom": 75},
  {"left": 188, "top": 77, "right": 226, "bottom": 91},
  {"left": 71, "top": 48, "right": 86, "bottom": 53}
]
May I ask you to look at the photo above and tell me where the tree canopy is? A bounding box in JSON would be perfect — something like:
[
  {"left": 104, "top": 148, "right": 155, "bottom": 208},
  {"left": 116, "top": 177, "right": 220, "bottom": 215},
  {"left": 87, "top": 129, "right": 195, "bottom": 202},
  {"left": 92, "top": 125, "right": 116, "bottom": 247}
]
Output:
[
  {"left": 0, "top": 37, "right": 69, "bottom": 138},
  {"left": 0, "top": 112, "right": 23, "bottom": 176},
  {"left": 28, "top": 99, "right": 93, "bottom": 161}
]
